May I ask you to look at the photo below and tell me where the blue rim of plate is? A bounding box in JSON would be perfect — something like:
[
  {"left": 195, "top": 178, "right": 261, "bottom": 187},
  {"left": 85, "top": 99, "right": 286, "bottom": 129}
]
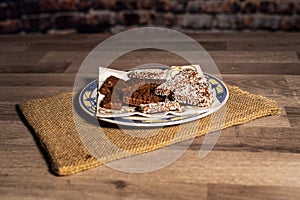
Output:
[{"left": 79, "top": 73, "right": 228, "bottom": 127}]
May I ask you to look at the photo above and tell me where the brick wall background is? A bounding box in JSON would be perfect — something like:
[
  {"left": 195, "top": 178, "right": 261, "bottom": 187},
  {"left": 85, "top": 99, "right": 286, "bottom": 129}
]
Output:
[{"left": 1, "top": 0, "right": 300, "bottom": 34}]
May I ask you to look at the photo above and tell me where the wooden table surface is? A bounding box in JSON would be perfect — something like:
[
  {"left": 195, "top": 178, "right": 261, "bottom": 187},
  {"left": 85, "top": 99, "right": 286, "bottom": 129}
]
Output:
[{"left": 0, "top": 33, "right": 300, "bottom": 200}]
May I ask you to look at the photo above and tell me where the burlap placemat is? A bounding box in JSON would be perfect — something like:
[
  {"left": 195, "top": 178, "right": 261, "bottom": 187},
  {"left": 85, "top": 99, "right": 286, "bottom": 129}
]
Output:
[{"left": 19, "top": 85, "right": 279, "bottom": 176}]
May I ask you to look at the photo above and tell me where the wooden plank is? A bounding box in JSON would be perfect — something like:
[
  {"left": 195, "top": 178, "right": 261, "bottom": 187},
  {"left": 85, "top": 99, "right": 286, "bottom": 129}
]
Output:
[
  {"left": 0, "top": 173, "right": 207, "bottom": 200},
  {"left": 25, "top": 41, "right": 226, "bottom": 52},
  {"left": 40, "top": 51, "right": 89, "bottom": 63},
  {"left": 192, "top": 125, "right": 300, "bottom": 154},
  {"left": 0, "top": 86, "right": 72, "bottom": 101},
  {"left": 222, "top": 74, "right": 290, "bottom": 96},
  {"left": 240, "top": 114, "right": 290, "bottom": 128},
  {"left": 61, "top": 50, "right": 299, "bottom": 73},
  {"left": 0, "top": 101, "right": 20, "bottom": 121},
  {"left": 64, "top": 64, "right": 81, "bottom": 73},
  {"left": 0, "top": 43, "right": 29, "bottom": 53},
  {"left": 0, "top": 33, "right": 299, "bottom": 44},
  {"left": 267, "top": 95, "right": 300, "bottom": 107},
  {"left": 227, "top": 41, "right": 300, "bottom": 52},
  {"left": 188, "top": 32, "right": 300, "bottom": 42},
  {"left": 209, "top": 51, "right": 300, "bottom": 64},
  {"left": 1, "top": 121, "right": 300, "bottom": 199},
  {"left": 0, "top": 34, "right": 90, "bottom": 43},
  {"left": 207, "top": 184, "right": 300, "bottom": 200},
  {"left": 40, "top": 51, "right": 89, "bottom": 71},
  {"left": 0, "top": 51, "right": 46, "bottom": 65},
  {"left": 218, "top": 63, "right": 300, "bottom": 75},
  {"left": 67, "top": 62, "right": 300, "bottom": 75},
  {"left": 49, "top": 50, "right": 192, "bottom": 73},
  {"left": 66, "top": 62, "right": 300, "bottom": 75},
  {"left": 199, "top": 41, "right": 227, "bottom": 51},
  {"left": 34, "top": 150, "right": 300, "bottom": 186},
  {"left": 0, "top": 62, "right": 70, "bottom": 73},
  {"left": 285, "top": 107, "right": 300, "bottom": 128},
  {"left": 236, "top": 126, "right": 300, "bottom": 153},
  {"left": 88, "top": 32, "right": 300, "bottom": 43},
  {"left": 285, "top": 75, "right": 300, "bottom": 89},
  {"left": 2, "top": 128, "right": 300, "bottom": 187},
  {"left": 0, "top": 121, "right": 34, "bottom": 140},
  {"left": 0, "top": 73, "right": 76, "bottom": 86},
  {"left": 26, "top": 42, "right": 97, "bottom": 52},
  {"left": 189, "top": 127, "right": 242, "bottom": 152}
]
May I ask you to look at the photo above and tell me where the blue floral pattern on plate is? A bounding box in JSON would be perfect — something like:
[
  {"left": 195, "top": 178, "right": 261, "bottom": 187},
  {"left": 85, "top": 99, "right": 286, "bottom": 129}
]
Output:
[{"left": 79, "top": 73, "right": 228, "bottom": 127}]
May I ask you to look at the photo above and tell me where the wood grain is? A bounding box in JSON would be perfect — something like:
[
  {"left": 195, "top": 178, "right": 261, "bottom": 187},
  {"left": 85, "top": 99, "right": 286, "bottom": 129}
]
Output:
[
  {"left": 285, "top": 107, "right": 300, "bottom": 127},
  {"left": 218, "top": 63, "right": 300, "bottom": 75},
  {"left": 209, "top": 51, "right": 300, "bottom": 64},
  {"left": 0, "top": 86, "right": 72, "bottom": 101},
  {"left": 285, "top": 75, "right": 300, "bottom": 89},
  {"left": 207, "top": 184, "right": 300, "bottom": 200},
  {"left": 0, "top": 74, "right": 76, "bottom": 86},
  {"left": 0, "top": 33, "right": 300, "bottom": 200},
  {"left": 222, "top": 74, "right": 290, "bottom": 96},
  {"left": 0, "top": 62, "right": 70, "bottom": 73},
  {"left": 227, "top": 41, "right": 300, "bottom": 52}
]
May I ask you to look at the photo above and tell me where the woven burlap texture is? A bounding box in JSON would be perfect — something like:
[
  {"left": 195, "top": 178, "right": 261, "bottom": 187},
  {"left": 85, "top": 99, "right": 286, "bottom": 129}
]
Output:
[{"left": 19, "top": 85, "right": 279, "bottom": 176}]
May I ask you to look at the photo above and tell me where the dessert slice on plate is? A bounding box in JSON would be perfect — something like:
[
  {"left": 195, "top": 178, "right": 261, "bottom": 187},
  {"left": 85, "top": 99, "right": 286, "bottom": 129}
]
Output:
[
  {"left": 155, "top": 65, "right": 213, "bottom": 108},
  {"left": 96, "top": 65, "right": 215, "bottom": 118}
]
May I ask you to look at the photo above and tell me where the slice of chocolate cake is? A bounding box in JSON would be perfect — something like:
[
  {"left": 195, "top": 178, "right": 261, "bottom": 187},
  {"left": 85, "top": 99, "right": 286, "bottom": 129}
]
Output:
[
  {"left": 99, "top": 76, "right": 166, "bottom": 110},
  {"left": 123, "top": 83, "right": 164, "bottom": 106},
  {"left": 99, "top": 76, "right": 125, "bottom": 110}
]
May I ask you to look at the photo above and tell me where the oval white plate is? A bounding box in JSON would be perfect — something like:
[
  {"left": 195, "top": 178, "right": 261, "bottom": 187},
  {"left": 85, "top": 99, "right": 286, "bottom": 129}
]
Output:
[{"left": 79, "top": 73, "right": 229, "bottom": 127}]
